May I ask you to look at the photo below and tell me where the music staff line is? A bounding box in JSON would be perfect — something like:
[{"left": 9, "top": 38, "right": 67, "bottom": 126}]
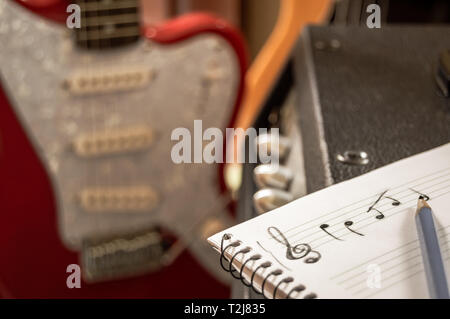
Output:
[
  {"left": 266, "top": 168, "right": 450, "bottom": 245},
  {"left": 359, "top": 261, "right": 422, "bottom": 296},
  {"left": 313, "top": 183, "right": 447, "bottom": 241},
  {"left": 337, "top": 233, "right": 450, "bottom": 297},
  {"left": 355, "top": 250, "right": 450, "bottom": 297},
  {"left": 285, "top": 178, "right": 450, "bottom": 248},
  {"left": 341, "top": 233, "right": 450, "bottom": 289},
  {"left": 314, "top": 191, "right": 450, "bottom": 248},
  {"left": 257, "top": 241, "right": 292, "bottom": 271},
  {"left": 350, "top": 255, "right": 424, "bottom": 293},
  {"left": 362, "top": 270, "right": 422, "bottom": 299},
  {"left": 342, "top": 247, "right": 421, "bottom": 287},
  {"left": 268, "top": 166, "right": 450, "bottom": 238},
  {"left": 312, "top": 187, "right": 450, "bottom": 249},
  {"left": 264, "top": 182, "right": 450, "bottom": 259},
  {"left": 351, "top": 256, "right": 423, "bottom": 290},
  {"left": 360, "top": 254, "right": 450, "bottom": 299},
  {"left": 255, "top": 185, "right": 447, "bottom": 272},
  {"left": 329, "top": 225, "right": 450, "bottom": 281},
  {"left": 296, "top": 175, "right": 450, "bottom": 243}
]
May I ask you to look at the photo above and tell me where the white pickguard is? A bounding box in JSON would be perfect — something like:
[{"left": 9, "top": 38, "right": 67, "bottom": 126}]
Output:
[{"left": 0, "top": 1, "right": 239, "bottom": 282}]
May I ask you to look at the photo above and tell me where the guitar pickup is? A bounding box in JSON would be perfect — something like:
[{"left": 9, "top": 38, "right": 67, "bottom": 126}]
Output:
[
  {"left": 79, "top": 186, "right": 158, "bottom": 213},
  {"left": 63, "top": 69, "right": 153, "bottom": 95},
  {"left": 73, "top": 125, "right": 154, "bottom": 158}
]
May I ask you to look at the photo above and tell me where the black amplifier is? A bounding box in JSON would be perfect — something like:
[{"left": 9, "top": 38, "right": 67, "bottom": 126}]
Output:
[{"left": 234, "top": 25, "right": 450, "bottom": 298}]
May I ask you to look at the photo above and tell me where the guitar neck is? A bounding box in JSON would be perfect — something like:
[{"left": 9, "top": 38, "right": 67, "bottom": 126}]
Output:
[{"left": 75, "top": 0, "right": 141, "bottom": 50}]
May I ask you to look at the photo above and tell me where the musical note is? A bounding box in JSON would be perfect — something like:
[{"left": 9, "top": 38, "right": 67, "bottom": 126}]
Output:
[
  {"left": 344, "top": 221, "right": 364, "bottom": 236},
  {"left": 367, "top": 190, "right": 386, "bottom": 212},
  {"left": 319, "top": 224, "right": 342, "bottom": 241},
  {"left": 410, "top": 188, "right": 430, "bottom": 201},
  {"left": 367, "top": 190, "right": 387, "bottom": 220},
  {"left": 384, "top": 196, "right": 401, "bottom": 206},
  {"left": 267, "top": 226, "right": 321, "bottom": 263},
  {"left": 369, "top": 208, "right": 385, "bottom": 219}
]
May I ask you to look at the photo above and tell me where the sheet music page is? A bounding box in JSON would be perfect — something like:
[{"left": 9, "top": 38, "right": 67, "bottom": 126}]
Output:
[{"left": 209, "top": 143, "right": 450, "bottom": 298}]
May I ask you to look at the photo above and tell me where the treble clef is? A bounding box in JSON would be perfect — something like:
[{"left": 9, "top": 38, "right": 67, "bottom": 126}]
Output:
[{"left": 267, "top": 226, "right": 321, "bottom": 263}]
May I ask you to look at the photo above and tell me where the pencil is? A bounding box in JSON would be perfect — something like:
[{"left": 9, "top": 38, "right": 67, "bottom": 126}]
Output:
[{"left": 415, "top": 198, "right": 450, "bottom": 299}]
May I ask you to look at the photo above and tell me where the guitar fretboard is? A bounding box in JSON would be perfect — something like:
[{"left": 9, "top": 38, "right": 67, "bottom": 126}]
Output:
[{"left": 75, "top": 0, "right": 140, "bottom": 50}]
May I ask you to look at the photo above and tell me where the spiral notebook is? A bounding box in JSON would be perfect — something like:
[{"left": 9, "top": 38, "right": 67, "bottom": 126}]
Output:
[{"left": 208, "top": 143, "right": 450, "bottom": 299}]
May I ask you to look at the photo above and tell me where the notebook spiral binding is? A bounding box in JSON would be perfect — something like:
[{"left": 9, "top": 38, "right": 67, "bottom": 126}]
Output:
[{"left": 219, "top": 234, "right": 318, "bottom": 299}]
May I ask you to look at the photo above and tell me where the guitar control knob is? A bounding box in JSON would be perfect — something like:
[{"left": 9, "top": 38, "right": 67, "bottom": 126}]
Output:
[
  {"left": 255, "top": 133, "right": 291, "bottom": 162},
  {"left": 253, "top": 188, "right": 294, "bottom": 215},
  {"left": 253, "top": 165, "right": 294, "bottom": 190}
]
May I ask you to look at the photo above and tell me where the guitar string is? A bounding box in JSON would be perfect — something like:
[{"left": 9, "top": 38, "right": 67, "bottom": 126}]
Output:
[
  {"left": 129, "top": 0, "right": 140, "bottom": 212},
  {"left": 79, "top": 0, "right": 139, "bottom": 41},
  {"left": 106, "top": 0, "right": 114, "bottom": 191}
]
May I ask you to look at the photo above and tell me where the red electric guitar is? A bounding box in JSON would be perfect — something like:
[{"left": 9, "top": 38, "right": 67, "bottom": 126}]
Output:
[{"left": 0, "top": 0, "right": 246, "bottom": 298}]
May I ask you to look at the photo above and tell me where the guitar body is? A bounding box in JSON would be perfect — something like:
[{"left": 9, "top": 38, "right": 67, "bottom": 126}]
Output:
[{"left": 0, "top": 0, "right": 246, "bottom": 298}]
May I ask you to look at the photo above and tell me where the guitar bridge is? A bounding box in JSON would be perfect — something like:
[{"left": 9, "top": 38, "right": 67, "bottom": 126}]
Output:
[
  {"left": 82, "top": 228, "right": 164, "bottom": 282},
  {"left": 73, "top": 125, "right": 154, "bottom": 158},
  {"left": 79, "top": 186, "right": 158, "bottom": 213}
]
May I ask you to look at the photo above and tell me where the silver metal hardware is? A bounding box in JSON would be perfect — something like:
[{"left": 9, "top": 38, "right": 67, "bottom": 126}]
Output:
[
  {"left": 255, "top": 133, "right": 292, "bottom": 162},
  {"left": 336, "top": 150, "right": 369, "bottom": 165},
  {"left": 81, "top": 228, "right": 165, "bottom": 282},
  {"left": 253, "top": 165, "right": 294, "bottom": 190},
  {"left": 314, "top": 41, "right": 326, "bottom": 50},
  {"left": 330, "top": 39, "right": 341, "bottom": 50},
  {"left": 253, "top": 188, "right": 294, "bottom": 215}
]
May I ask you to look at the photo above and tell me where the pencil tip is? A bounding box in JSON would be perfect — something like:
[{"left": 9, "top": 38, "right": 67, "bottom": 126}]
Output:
[{"left": 417, "top": 197, "right": 430, "bottom": 212}]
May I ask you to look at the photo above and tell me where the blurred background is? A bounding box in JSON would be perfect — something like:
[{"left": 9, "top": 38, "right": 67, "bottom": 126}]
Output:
[
  {"left": 141, "top": 0, "right": 450, "bottom": 60},
  {"left": 0, "top": 0, "right": 449, "bottom": 299},
  {"left": 141, "top": 0, "right": 278, "bottom": 60}
]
